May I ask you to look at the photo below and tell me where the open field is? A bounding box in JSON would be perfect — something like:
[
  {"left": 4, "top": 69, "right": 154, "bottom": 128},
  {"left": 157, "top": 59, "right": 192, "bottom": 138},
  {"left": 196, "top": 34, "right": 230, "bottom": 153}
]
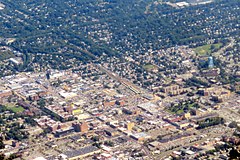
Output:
[
  {"left": 194, "top": 43, "right": 222, "bottom": 56},
  {"left": 5, "top": 103, "right": 25, "bottom": 113},
  {"left": 143, "top": 64, "right": 156, "bottom": 71}
]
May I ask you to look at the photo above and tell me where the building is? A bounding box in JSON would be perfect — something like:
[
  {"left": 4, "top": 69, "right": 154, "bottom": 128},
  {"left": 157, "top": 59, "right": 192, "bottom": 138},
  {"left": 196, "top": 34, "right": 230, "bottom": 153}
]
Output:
[
  {"left": 62, "top": 146, "right": 101, "bottom": 160},
  {"left": 80, "top": 122, "right": 89, "bottom": 133},
  {"left": 126, "top": 122, "right": 135, "bottom": 131},
  {"left": 208, "top": 56, "right": 214, "bottom": 68},
  {"left": 105, "top": 129, "right": 119, "bottom": 137},
  {"left": 27, "top": 126, "right": 43, "bottom": 137},
  {"left": 184, "top": 113, "right": 191, "bottom": 119},
  {"left": 44, "top": 105, "right": 73, "bottom": 121},
  {"left": 233, "top": 82, "right": 240, "bottom": 92},
  {"left": 55, "top": 127, "right": 75, "bottom": 137},
  {"left": 212, "top": 93, "right": 230, "bottom": 103},
  {"left": 163, "top": 115, "right": 183, "bottom": 124},
  {"left": 72, "top": 108, "right": 82, "bottom": 115},
  {"left": 12, "top": 141, "right": 19, "bottom": 147},
  {"left": 97, "top": 153, "right": 112, "bottom": 160},
  {"left": 130, "top": 132, "right": 151, "bottom": 141},
  {"left": 59, "top": 91, "right": 77, "bottom": 99},
  {"left": 103, "top": 100, "right": 116, "bottom": 107},
  {"left": 64, "top": 106, "right": 73, "bottom": 114},
  {"left": 174, "top": 120, "right": 190, "bottom": 129},
  {"left": 70, "top": 135, "right": 84, "bottom": 142},
  {"left": 202, "top": 68, "right": 220, "bottom": 77},
  {"left": 163, "top": 85, "right": 186, "bottom": 96},
  {"left": 137, "top": 102, "right": 158, "bottom": 115},
  {"left": 198, "top": 87, "right": 231, "bottom": 102},
  {"left": 115, "top": 100, "right": 125, "bottom": 106},
  {"left": 190, "top": 113, "right": 219, "bottom": 123},
  {"left": 73, "top": 122, "right": 89, "bottom": 133},
  {"left": 0, "top": 89, "right": 12, "bottom": 98},
  {"left": 33, "top": 157, "right": 47, "bottom": 160}
]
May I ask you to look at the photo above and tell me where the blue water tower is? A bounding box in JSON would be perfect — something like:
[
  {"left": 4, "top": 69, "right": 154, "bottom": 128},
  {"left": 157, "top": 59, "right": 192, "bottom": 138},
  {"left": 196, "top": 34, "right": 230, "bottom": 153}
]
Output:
[{"left": 208, "top": 56, "right": 214, "bottom": 68}]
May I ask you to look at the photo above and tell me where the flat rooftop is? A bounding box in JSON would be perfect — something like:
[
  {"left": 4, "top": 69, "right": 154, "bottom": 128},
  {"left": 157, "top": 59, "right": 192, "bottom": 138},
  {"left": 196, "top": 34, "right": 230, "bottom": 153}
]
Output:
[{"left": 63, "top": 146, "right": 100, "bottom": 158}]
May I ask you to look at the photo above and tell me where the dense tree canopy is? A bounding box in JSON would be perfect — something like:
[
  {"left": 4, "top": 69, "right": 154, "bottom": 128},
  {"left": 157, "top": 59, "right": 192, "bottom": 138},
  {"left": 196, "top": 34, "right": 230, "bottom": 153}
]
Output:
[{"left": 0, "top": 0, "right": 238, "bottom": 60}]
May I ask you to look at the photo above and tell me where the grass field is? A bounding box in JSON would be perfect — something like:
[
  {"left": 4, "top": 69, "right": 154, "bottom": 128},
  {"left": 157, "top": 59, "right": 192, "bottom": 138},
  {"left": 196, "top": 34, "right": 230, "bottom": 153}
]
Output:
[
  {"left": 10, "top": 106, "right": 24, "bottom": 113},
  {"left": 5, "top": 103, "right": 24, "bottom": 113},
  {"left": 194, "top": 43, "right": 222, "bottom": 56},
  {"left": 143, "top": 64, "right": 156, "bottom": 71}
]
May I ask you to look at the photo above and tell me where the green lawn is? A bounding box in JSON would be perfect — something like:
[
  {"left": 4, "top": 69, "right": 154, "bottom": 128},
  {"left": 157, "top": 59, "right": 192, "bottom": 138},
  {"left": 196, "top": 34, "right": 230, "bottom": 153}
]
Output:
[
  {"left": 10, "top": 106, "right": 25, "bottom": 113},
  {"left": 168, "top": 102, "right": 199, "bottom": 115},
  {"left": 194, "top": 43, "right": 222, "bottom": 56},
  {"left": 143, "top": 64, "right": 155, "bottom": 71},
  {"left": 5, "top": 104, "right": 25, "bottom": 113}
]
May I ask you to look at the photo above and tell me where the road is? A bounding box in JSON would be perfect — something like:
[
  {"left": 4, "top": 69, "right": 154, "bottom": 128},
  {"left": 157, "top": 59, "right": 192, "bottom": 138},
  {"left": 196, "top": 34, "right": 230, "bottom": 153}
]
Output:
[
  {"left": 95, "top": 64, "right": 147, "bottom": 95},
  {"left": 214, "top": 38, "right": 235, "bottom": 57}
]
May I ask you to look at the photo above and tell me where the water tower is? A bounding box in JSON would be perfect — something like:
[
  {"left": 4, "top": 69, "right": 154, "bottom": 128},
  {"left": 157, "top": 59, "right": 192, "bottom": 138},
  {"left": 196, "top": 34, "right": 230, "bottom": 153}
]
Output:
[{"left": 208, "top": 56, "right": 214, "bottom": 68}]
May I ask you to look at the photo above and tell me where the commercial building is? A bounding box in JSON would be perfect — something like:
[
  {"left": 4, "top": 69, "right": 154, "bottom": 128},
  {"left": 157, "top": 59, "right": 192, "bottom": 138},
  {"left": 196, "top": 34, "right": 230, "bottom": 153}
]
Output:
[
  {"left": 55, "top": 127, "right": 75, "bottom": 137},
  {"left": 198, "top": 87, "right": 231, "bottom": 102},
  {"left": 130, "top": 132, "right": 151, "bottom": 141},
  {"left": 0, "top": 89, "right": 12, "bottom": 99},
  {"left": 105, "top": 129, "right": 119, "bottom": 137},
  {"left": 62, "top": 146, "right": 101, "bottom": 160},
  {"left": 127, "top": 122, "right": 135, "bottom": 131},
  {"left": 163, "top": 85, "right": 186, "bottom": 96},
  {"left": 73, "top": 122, "right": 89, "bottom": 133},
  {"left": 137, "top": 102, "right": 158, "bottom": 114}
]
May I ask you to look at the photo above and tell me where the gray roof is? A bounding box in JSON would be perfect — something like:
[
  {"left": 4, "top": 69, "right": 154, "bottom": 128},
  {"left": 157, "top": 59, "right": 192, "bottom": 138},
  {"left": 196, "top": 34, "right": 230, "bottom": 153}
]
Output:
[{"left": 64, "top": 146, "right": 100, "bottom": 158}]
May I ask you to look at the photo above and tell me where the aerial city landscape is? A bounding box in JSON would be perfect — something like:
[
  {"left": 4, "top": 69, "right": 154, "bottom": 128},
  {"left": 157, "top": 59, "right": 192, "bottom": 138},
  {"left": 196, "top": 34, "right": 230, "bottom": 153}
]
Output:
[{"left": 0, "top": 0, "right": 239, "bottom": 159}]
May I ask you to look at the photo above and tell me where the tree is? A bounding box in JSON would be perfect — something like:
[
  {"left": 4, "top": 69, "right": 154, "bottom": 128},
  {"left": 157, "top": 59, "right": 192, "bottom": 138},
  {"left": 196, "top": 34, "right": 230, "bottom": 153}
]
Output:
[
  {"left": 25, "top": 117, "right": 37, "bottom": 126},
  {"left": 0, "top": 140, "right": 5, "bottom": 149},
  {"left": 228, "top": 121, "right": 238, "bottom": 128},
  {"left": 157, "top": 135, "right": 163, "bottom": 140},
  {"left": 0, "top": 154, "right": 5, "bottom": 160},
  {"left": 91, "top": 136, "right": 100, "bottom": 142},
  {"left": 210, "top": 44, "right": 216, "bottom": 51},
  {"left": 229, "top": 148, "right": 240, "bottom": 159},
  {"left": 48, "top": 98, "right": 54, "bottom": 105},
  {"left": 8, "top": 153, "right": 19, "bottom": 160},
  {"left": 104, "top": 141, "right": 114, "bottom": 147},
  {"left": 37, "top": 99, "right": 46, "bottom": 108}
]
